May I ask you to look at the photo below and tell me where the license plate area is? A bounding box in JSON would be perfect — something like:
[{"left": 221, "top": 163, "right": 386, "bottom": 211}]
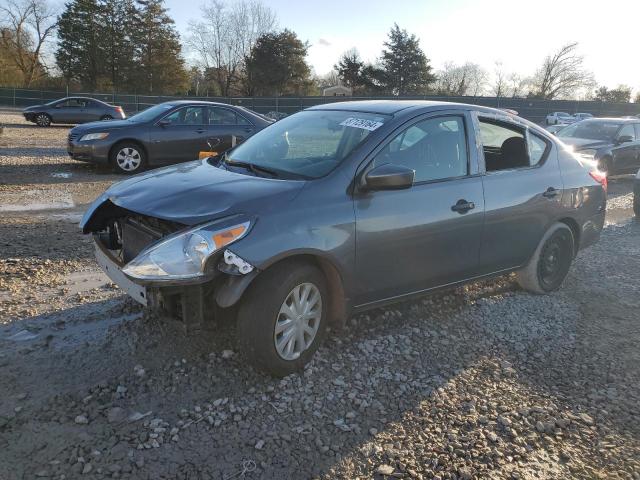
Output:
[{"left": 95, "top": 244, "right": 147, "bottom": 305}]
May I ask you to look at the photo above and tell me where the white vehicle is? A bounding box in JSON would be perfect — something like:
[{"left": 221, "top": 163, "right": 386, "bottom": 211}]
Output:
[
  {"left": 546, "top": 112, "right": 575, "bottom": 125},
  {"left": 573, "top": 112, "right": 594, "bottom": 121}
]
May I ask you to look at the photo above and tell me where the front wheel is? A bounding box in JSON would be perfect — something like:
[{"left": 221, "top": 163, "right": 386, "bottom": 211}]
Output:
[
  {"left": 236, "top": 261, "right": 328, "bottom": 376},
  {"left": 35, "top": 113, "right": 51, "bottom": 127},
  {"left": 110, "top": 142, "right": 146, "bottom": 174},
  {"left": 516, "top": 223, "right": 575, "bottom": 294}
]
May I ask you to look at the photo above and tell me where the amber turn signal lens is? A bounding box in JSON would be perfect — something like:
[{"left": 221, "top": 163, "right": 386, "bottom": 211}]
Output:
[{"left": 213, "top": 225, "right": 247, "bottom": 249}]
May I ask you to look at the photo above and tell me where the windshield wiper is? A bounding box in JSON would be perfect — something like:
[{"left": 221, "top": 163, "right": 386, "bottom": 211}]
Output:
[{"left": 225, "top": 159, "right": 280, "bottom": 178}]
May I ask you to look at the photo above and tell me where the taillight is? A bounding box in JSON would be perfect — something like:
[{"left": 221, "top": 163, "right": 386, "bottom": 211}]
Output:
[
  {"left": 115, "top": 106, "right": 124, "bottom": 114},
  {"left": 589, "top": 170, "right": 607, "bottom": 193}
]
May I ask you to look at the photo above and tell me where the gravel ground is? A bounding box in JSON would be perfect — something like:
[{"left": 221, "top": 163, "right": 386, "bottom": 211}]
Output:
[{"left": 1, "top": 111, "right": 639, "bottom": 480}]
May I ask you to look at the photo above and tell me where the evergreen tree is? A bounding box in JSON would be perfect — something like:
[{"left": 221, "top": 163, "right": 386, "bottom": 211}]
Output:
[
  {"left": 335, "top": 48, "right": 364, "bottom": 91},
  {"left": 100, "top": 0, "right": 137, "bottom": 91},
  {"left": 379, "top": 24, "right": 435, "bottom": 95},
  {"left": 132, "top": 0, "right": 188, "bottom": 94},
  {"left": 56, "top": 0, "right": 103, "bottom": 90},
  {"left": 245, "top": 29, "right": 311, "bottom": 96}
]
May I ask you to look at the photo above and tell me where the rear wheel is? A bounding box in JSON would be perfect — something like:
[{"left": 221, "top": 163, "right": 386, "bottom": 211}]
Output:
[
  {"left": 236, "top": 261, "right": 328, "bottom": 376},
  {"left": 35, "top": 113, "right": 51, "bottom": 127},
  {"left": 517, "top": 223, "right": 575, "bottom": 294},
  {"left": 100, "top": 115, "right": 113, "bottom": 121},
  {"left": 110, "top": 142, "right": 146, "bottom": 174}
]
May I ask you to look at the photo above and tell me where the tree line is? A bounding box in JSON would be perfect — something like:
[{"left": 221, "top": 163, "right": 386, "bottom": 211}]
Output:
[{"left": 1, "top": 0, "right": 638, "bottom": 102}]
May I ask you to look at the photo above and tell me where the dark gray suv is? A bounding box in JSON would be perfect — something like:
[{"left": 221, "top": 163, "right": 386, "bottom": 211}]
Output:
[
  {"left": 81, "top": 101, "right": 607, "bottom": 376},
  {"left": 23, "top": 97, "right": 125, "bottom": 126}
]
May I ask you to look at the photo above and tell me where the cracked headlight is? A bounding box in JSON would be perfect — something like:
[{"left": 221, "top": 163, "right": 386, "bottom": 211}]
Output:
[
  {"left": 80, "top": 132, "right": 109, "bottom": 141},
  {"left": 122, "top": 220, "right": 250, "bottom": 281}
]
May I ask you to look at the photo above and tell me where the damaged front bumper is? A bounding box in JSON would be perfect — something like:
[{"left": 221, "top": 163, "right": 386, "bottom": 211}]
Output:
[{"left": 94, "top": 234, "right": 257, "bottom": 331}]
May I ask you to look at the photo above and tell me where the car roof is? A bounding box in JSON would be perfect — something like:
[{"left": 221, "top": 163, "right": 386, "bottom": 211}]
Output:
[
  {"left": 163, "top": 100, "right": 239, "bottom": 108},
  {"left": 308, "top": 99, "right": 520, "bottom": 117}
]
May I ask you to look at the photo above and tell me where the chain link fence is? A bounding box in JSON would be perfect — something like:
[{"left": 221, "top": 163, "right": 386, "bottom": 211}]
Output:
[{"left": 2, "top": 87, "right": 639, "bottom": 124}]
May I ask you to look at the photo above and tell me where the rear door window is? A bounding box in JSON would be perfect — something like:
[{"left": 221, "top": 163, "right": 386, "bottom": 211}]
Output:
[{"left": 478, "top": 119, "right": 528, "bottom": 171}]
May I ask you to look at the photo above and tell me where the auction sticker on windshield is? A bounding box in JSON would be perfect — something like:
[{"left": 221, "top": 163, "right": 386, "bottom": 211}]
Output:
[{"left": 340, "top": 117, "right": 384, "bottom": 131}]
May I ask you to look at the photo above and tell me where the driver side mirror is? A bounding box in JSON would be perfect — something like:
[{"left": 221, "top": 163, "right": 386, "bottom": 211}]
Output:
[
  {"left": 361, "top": 163, "right": 414, "bottom": 191},
  {"left": 616, "top": 135, "right": 633, "bottom": 144}
]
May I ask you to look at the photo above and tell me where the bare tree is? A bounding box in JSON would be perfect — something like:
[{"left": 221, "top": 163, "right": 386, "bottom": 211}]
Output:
[
  {"left": 531, "top": 42, "right": 594, "bottom": 99},
  {"left": 492, "top": 61, "right": 507, "bottom": 97},
  {"left": 0, "top": 0, "right": 57, "bottom": 87},
  {"left": 187, "top": 0, "right": 276, "bottom": 96},
  {"left": 436, "top": 62, "right": 487, "bottom": 96}
]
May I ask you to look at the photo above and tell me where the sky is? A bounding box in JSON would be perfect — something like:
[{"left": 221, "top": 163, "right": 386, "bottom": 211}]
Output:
[{"left": 164, "top": 0, "right": 640, "bottom": 92}]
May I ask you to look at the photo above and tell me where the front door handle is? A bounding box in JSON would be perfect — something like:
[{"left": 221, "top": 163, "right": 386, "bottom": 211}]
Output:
[
  {"left": 451, "top": 199, "right": 475, "bottom": 214},
  {"left": 196, "top": 128, "right": 206, "bottom": 133},
  {"left": 542, "top": 187, "right": 559, "bottom": 198}
]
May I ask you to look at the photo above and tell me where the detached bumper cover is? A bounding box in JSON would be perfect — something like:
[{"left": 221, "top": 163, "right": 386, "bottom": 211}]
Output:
[{"left": 95, "top": 241, "right": 148, "bottom": 305}]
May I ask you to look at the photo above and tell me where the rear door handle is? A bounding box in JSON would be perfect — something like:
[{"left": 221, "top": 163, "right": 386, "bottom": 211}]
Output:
[
  {"left": 542, "top": 187, "right": 559, "bottom": 198},
  {"left": 451, "top": 199, "right": 475, "bottom": 214}
]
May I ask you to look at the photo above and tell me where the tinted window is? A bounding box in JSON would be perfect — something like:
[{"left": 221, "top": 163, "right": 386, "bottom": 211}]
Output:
[
  {"left": 479, "top": 119, "right": 528, "bottom": 171},
  {"left": 59, "top": 98, "right": 86, "bottom": 108},
  {"left": 164, "top": 106, "right": 206, "bottom": 125},
  {"left": 373, "top": 116, "right": 467, "bottom": 182},
  {"left": 617, "top": 124, "right": 635, "bottom": 140},
  {"left": 209, "top": 107, "right": 250, "bottom": 125},
  {"left": 557, "top": 121, "right": 621, "bottom": 142}
]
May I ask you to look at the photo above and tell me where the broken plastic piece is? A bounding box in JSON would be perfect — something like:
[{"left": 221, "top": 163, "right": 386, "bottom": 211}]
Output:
[{"left": 223, "top": 250, "right": 254, "bottom": 275}]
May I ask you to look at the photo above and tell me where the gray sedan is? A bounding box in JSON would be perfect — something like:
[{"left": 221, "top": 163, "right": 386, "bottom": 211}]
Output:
[
  {"left": 81, "top": 100, "right": 607, "bottom": 376},
  {"left": 22, "top": 97, "right": 125, "bottom": 127}
]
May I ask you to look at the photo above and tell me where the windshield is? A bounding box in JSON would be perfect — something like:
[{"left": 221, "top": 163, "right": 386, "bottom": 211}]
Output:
[
  {"left": 557, "top": 112, "right": 571, "bottom": 117},
  {"left": 557, "top": 121, "right": 621, "bottom": 141},
  {"left": 126, "top": 103, "right": 175, "bottom": 123},
  {"left": 225, "top": 110, "right": 390, "bottom": 179}
]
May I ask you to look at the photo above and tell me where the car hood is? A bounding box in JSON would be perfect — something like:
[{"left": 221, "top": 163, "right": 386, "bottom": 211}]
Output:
[
  {"left": 558, "top": 137, "right": 610, "bottom": 150},
  {"left": 71, "top": 119, "right": 131, "bottom": 133},
  {"left": 81, "top": 160, "right": 306, "bottom": 231},
  {"left": 23, "top": 104, "right": 46, "bottom": 112}
]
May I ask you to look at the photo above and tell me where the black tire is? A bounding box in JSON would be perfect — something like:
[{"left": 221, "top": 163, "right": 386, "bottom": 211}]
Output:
[
  {"left": 100, "top": 115, "right": 113, "bottom": 121},
  {"left": 236, "top": 260, "right": 328, "bottom": 377},
  {"left": 110, "top": 142, "right": 147, "bottom": 174},
  {"left": 35, "top": 113, "right": 51, "bottom": 127},
  {"left": 516, "top": 223, "right": 575, "bottom": 294}
]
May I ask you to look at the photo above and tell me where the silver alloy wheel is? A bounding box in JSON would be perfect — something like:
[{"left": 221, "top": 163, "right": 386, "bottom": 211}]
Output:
[
  {"left": 116, "top": 147, "right": 142, "bottom": 172},
  {"left": 274, "top": 282, "right": 322, "bottom": 361},
  {"left": 36, "top": 114, "right": 50, "bottom": 126}
]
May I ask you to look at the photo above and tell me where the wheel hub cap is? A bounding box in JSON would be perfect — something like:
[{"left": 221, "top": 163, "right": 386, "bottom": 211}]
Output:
[
  {"left": 274, "top": 283, "right": 322, "bottom": 361},
  {"left": 116, "top": 148, "right": 141, "bottom": 171}
]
